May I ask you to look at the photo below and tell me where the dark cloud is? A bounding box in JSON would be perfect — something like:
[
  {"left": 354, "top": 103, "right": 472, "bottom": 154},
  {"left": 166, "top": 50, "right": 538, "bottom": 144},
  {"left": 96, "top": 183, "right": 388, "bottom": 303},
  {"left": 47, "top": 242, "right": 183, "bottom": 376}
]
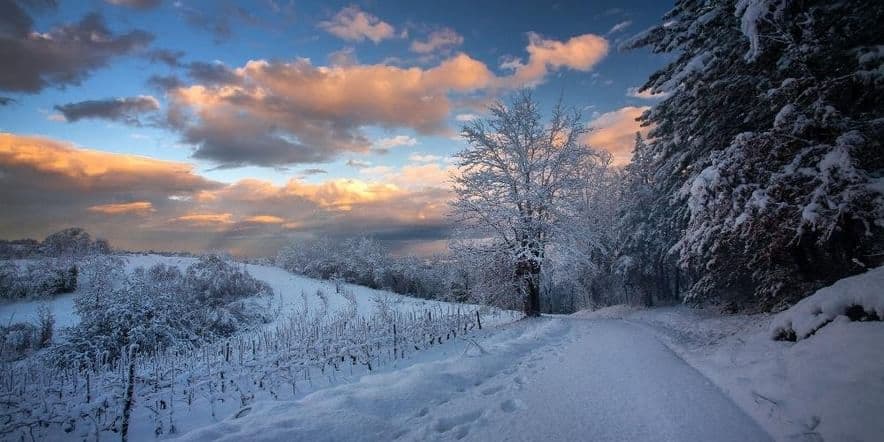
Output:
[
  {"left": 174, "top": 2, "right": 262, "bottom": 42},
  {"left": 147, "top": 74, "right": 183, "bottom": 91},
  {"left": 54, "top": 96, "right": 160, "bottom": 125},
  {"left": 182, "top": 113, "right": 361, "bottom": 168},
  {"left": 186, "top": 61, "right": 240, "bottom": 85},
  {"left": 0, "top": 0, "right": 34, "bottom": 37},
  {"left": 147, "top": 48, "right": 185, "bottom": 67},
  {"left": 105, "top": 0, "right": 161, "bottom": 9},
  {"left": 301, "top": 168, "right": 328, "bottom": 175},
  {"left": 0, "top": 97, "right": 15, "bottom": 105},
  {"left": 0, "top": 12, "right": 153, "bottom": 93}
]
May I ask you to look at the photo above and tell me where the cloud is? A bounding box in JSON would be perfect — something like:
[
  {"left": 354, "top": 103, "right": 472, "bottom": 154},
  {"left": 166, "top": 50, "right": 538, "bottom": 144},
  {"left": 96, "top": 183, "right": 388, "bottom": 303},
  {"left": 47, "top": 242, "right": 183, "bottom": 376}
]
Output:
[
  {"left": 185, "top": 61, "right": 240, "bottom": 85},
  {"left": 455, "top": 113, "right": 478, "bottom": 122},
  {"left": 146, "top": 48, "right": 185, "bottom": 67},
  {"left": 318, "top": 6, "right": 395, "bottom": 43},
  {"left": 301, "top": 168, "right": 327, "bottom": 175},
  {"left": 0, "top": 133, "right": 455, "bottom": 255},
  {"left": 607, "top": 20, "right": 632, "bottom": 34},
  {"left": 174, "top": 2, "right": 261, "bottom": 42},
  {"left": 105, "top": 0, "right": 161, "bottom": 10},
  {"left": 410, "top": 28, "right": 463, "bottom": 54},
  {"left": 408, "top": 153, "right": 441, "bottom": 163},
  {"left": 376, "top": 135, "right": 417, "bottom": 150},
  {"left": 171, "top": 212, "right": 234, "bottom": 226},
  {"left": 501, "top": 32, "right": 608, "bottom": 87},
  {"left": 584, "top": 106, "right": 650, "bottom": 166},
  {"left": 0, "top": 97, "right": 15, "bottom": 106},
  {"left": 54, "top": 95, "right": 160, "bottom": 125},
  {"left": 626, "top": 86, "right": 669, "bottom": 100},
  {"left": 0, "top": 12, "right": 153, "bottom": 93},
  {"left": 159, "top": 33, "right": 607, "bottom": 168},
  {"left": 243, "top": 215, "right": 285, "bottom": 224},
  {"left": 164, "top": 54, "right": 493, "bottom": 167},
  {"left": 0, "top": 133, "right": 217, "bottom": 192},
  {"left": 346, "top": 159, "right": 372, "bottom": 168},
  {"left": 328, "top": 47, "right": 357, "bottom": 66},
  {"left": 0, "top": 133, "right": 220, "bottom": 247},
  {"left": 88, "top": 201, "right": 155, "bottom": 215}
]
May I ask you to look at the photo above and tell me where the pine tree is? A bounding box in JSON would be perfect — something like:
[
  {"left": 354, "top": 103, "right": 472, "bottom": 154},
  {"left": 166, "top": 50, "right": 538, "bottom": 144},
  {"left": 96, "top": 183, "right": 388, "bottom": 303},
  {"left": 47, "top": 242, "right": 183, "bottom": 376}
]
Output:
[{"left": 624, "top": 0, "right": 883, "bottom": 310}]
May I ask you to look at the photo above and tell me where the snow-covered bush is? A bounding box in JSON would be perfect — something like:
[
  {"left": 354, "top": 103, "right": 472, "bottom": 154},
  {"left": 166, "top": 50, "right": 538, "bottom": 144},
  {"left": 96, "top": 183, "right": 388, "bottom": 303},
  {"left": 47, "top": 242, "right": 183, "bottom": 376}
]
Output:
[
  {"left": 0, "top": 307, "right": 53, "bottom": 359},
  {"left": 56, "top": 256, "right": 272, "bottom": 367},
  {"left": 771, "top": 266, "right": 883, "bottom": 341},
  {"left": 0, "top": 259, "right": 78, "bottom": 300}
]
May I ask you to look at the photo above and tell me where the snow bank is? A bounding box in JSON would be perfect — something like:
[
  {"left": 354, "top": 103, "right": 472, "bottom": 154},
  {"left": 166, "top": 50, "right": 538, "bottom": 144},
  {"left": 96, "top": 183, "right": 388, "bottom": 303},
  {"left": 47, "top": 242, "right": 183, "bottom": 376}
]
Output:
[
  {"left": 771, "top": 266, "right": 884, "bottom": 341},
  {"left": 620, "top": 300, "right": 884, "bottom": 441}
]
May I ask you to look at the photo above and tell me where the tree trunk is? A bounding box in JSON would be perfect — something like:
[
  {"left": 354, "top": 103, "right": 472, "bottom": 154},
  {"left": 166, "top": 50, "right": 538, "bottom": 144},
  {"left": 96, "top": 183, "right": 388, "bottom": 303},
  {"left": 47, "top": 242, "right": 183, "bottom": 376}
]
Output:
[{"left": 524, "top": 261, "right": 541, "bottom": 317}]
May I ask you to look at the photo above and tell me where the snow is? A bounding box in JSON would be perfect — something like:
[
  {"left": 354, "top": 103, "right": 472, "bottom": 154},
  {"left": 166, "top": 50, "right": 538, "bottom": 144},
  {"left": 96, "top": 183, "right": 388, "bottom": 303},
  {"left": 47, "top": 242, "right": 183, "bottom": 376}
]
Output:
[
  {"left": 602, "top": 276, "right": 884, "bottom": 442},
  {"left": 0, "top": 254, "right": 481, "bottom": 329},
  {"left": 178, "top": 316, "right": 769, "bottom": 442},
  {"left": 770, "top": 266, "right": 884, "bottom": 341}
]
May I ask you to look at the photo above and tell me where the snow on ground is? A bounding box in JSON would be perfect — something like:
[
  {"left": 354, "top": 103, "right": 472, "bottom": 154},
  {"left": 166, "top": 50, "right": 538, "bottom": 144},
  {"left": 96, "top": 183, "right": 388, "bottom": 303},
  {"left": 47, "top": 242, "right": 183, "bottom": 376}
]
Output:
[
  {"left": 770, "top": 265, "right": 884, "bottom": 341},
  {"left": 608, "top": 269, "right": 884, "bottom": 442},
  {"left": 175, "top": 268, "right": 881, "bottom": 442},
  {"left": 0, "top": 254, "right": 505, "bottom": 329},
  {"left": 177, "top": 316, "right": 769, "bottom": 442}
]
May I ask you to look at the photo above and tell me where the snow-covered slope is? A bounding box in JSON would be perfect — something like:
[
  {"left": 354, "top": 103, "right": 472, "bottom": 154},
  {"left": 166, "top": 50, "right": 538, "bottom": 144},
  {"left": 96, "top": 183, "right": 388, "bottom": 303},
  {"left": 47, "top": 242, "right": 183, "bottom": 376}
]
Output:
[{"left": 0, "top": 254, "right": 500, "bottom": 329}]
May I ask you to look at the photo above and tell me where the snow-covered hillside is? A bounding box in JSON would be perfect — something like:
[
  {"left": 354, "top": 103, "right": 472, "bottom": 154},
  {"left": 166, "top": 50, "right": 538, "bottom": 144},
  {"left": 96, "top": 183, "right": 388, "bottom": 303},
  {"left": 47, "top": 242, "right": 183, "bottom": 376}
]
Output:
[
  {"left": 0, "top": 254, "right": 497, "bottom": 329},
  {"left": 0, "top": 254, "right": 519, "bottom": 441}
]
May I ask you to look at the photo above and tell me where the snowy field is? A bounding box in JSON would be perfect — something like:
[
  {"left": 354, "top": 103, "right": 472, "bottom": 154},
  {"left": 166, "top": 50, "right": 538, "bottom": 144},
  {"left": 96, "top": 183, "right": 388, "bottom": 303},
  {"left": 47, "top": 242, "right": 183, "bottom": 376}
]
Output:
[
  {"left": 0, "top": 254, "right": 506, "bottom": 329},
  {"left": 0, "top": 254, "right": 519, "bottom": 441}
]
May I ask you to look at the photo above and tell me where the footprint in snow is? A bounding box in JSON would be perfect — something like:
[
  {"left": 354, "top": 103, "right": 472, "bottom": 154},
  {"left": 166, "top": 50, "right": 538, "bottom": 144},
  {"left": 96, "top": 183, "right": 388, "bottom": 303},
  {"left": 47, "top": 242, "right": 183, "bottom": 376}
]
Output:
[
  {"left": 431, "top": 410, "right": 484, "bottom": 434},
  {"left": 500, "top": 398, "right": 525, "bottom": 413},
  {"left": 481, "top": 385, "right": 505, "bottom": 396}
]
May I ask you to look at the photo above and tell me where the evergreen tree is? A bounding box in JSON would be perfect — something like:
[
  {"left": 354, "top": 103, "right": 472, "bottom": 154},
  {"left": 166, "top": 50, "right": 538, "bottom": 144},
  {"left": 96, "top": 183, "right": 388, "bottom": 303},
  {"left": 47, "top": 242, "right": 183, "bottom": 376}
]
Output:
[{"left": 624, "top": 0, "right": 883, "bottom": 310}]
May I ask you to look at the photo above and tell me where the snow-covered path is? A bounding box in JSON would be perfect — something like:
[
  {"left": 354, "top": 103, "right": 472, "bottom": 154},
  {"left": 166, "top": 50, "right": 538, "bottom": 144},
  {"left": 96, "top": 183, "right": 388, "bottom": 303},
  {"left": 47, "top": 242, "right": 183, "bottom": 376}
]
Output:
[{"left": 177, "top": 316, "right": 771, "bottom": 442}]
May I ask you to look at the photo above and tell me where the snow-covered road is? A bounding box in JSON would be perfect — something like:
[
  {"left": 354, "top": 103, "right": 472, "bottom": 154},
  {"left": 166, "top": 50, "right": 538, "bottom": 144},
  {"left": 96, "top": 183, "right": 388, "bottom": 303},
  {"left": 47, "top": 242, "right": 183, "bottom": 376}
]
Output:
[{"left": 177, "top": 316, "right": 771, "bottom": 442}]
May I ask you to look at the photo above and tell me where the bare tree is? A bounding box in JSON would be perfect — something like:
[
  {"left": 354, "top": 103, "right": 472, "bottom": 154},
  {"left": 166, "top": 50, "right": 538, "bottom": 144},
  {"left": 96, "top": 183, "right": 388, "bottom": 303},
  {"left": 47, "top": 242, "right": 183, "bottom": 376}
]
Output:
[{"left": 451, "top": 91, "right": 598, "bottom": 316}]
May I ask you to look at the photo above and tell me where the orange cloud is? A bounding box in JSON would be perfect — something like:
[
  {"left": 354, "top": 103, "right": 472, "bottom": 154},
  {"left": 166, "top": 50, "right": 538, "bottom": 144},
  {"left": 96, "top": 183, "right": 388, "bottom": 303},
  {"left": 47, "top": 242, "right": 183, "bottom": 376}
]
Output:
[
  {"left": 172, "top": 213, "right": 234, "bottom": 225},
  {"left": 502, "top": 32, "right": 609, "bottom": 87},
  {"left": 88, "top": 201, "right": 155, "bottom": 215},
  {"left": 0, "top": 133, "right": 216, "bottom": 191},
  {"left": 584, "top": 106, "right": 651, "bottom": 166},
  {"left": 318, "top": 6, "right": 395, "bottom": 43},
  {"left": 243, "top": 215, "right": 285, "bottom": 224}
]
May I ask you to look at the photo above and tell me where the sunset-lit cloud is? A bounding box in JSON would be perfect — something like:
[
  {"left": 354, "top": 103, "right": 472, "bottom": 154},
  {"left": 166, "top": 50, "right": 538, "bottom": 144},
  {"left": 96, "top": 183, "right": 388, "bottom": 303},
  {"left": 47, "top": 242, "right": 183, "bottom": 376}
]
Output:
[
  {"left": 243, "top": 215, "right": 285, "bottom": 224},
  {"left": 584, "top": 106, "right": 650, "bottom": 166},
  {"left": 501, "top": 32, "right": 608, "bottom": 87},
  {"left": 318, "top": 6, "right": 396, "bottom": 43},
  {"left": 88, "top": 201, "right": 155, "bottom": 215},
  {"left": 411, "top": 28, "right": 464, "bottom": 54},
  {"left": 0, "top": 133, "right": 216, "bottom": 191},
  {"left": 163, "top": 32, "right": 607, "bottom": 168}
]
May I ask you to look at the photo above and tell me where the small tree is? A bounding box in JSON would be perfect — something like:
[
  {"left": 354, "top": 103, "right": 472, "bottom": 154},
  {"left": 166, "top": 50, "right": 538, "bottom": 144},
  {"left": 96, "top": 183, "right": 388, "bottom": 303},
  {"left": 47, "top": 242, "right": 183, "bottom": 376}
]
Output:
[{"left": 451, "top": 91, "right": 598, "bottom": 316}]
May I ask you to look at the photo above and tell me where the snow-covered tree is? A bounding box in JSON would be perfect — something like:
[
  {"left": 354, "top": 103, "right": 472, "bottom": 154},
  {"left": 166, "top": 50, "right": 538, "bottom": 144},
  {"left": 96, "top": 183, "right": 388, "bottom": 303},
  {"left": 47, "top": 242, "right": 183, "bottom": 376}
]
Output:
[
  {"left": 451, "top": 91, "right": 600, "bottom": 316},
  {"left": 624, "top": 0, "right": 883, "bottom": 310}
]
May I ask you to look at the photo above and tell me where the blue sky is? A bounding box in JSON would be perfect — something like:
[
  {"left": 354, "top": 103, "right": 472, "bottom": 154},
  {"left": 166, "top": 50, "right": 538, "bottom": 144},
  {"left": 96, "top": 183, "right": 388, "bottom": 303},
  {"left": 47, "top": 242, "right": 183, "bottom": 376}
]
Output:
[{"left": 0, "top": 0, "right": 672, "bottom": 255}]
